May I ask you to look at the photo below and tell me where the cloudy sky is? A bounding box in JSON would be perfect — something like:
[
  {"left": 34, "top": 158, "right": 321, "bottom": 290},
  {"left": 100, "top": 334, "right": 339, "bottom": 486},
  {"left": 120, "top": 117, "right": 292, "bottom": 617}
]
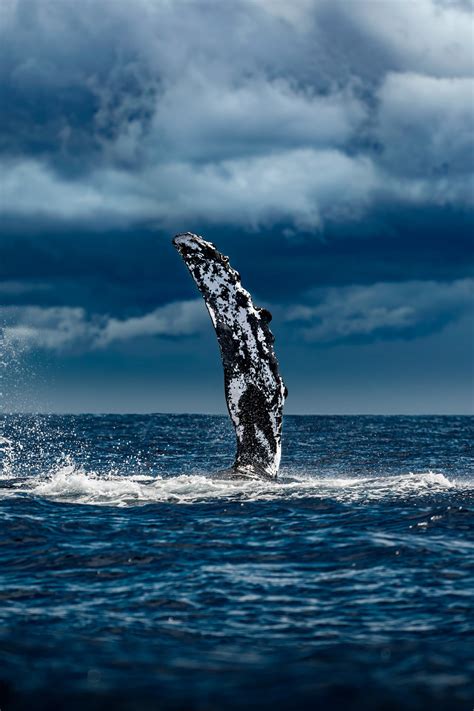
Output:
[{"left": 1, "top": 0, "right": 473, "bottom": 414}]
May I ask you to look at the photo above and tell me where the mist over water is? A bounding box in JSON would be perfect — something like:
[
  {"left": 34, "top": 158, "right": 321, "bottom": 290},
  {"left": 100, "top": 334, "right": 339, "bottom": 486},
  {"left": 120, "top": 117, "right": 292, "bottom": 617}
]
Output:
[{"left": 0, "top": 414, "right": 473, "bottom": 710}]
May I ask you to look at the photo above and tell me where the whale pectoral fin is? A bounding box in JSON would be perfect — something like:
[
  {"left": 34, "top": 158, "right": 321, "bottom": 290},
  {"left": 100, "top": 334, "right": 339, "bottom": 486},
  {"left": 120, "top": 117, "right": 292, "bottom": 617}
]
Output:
[{"left": 173, "top": 232, "right": 286, "bottom": 479}]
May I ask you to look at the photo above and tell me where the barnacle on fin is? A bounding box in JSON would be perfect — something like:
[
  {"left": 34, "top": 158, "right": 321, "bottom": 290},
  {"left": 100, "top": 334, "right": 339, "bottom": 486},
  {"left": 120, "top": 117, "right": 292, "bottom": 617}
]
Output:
[{"left": 258, "top": 308, "right": 272, "bottom": 323}]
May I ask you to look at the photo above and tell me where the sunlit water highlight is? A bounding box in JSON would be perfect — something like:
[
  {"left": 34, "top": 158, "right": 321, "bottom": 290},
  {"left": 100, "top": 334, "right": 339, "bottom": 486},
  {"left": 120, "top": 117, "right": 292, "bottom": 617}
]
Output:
[{"left": 0, "top": 414, "right": 473, "bottom": 710}]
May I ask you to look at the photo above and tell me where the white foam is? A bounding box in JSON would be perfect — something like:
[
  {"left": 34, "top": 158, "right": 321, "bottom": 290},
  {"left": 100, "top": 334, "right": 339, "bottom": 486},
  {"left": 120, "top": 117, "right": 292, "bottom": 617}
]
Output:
[
  {"left": 0, "top": 436, "right": 15, "bottom": 479},
  {"left": 0, "top": 458, "right": 466, "bottom": 507}
]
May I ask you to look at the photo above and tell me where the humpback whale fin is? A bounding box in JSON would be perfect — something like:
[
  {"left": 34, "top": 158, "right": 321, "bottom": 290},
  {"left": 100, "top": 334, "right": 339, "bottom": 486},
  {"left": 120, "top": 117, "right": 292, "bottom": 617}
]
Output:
[{"left": 173, "top": 232, "right": 287, "bottom": 479}]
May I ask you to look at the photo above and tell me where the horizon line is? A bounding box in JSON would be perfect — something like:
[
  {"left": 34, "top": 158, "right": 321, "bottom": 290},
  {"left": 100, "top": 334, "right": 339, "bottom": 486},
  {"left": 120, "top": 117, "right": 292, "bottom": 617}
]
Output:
[{"left": 1, "top": 411, "right": 472, "bottom": 417}]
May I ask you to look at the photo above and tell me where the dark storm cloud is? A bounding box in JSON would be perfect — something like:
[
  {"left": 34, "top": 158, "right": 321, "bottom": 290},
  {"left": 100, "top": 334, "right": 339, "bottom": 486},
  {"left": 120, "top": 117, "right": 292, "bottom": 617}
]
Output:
[
  {"left": 1, "top": 0, "right": 473, "bottom": 230},
  {"left": 1, "top": 205, "right": 472, "bottom": 313},
  {"left": 1, "top": 214, "right": 472, "bottom": 359}
]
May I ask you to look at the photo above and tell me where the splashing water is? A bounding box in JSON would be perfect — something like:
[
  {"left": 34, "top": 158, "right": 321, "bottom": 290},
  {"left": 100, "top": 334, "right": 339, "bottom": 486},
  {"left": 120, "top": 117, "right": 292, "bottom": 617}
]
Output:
[
  {"left": 0, "top": 435, "right": 15, "bottom": 478},
  {"left": 12, "top": 462, "right": 457, "bottom": 507}
]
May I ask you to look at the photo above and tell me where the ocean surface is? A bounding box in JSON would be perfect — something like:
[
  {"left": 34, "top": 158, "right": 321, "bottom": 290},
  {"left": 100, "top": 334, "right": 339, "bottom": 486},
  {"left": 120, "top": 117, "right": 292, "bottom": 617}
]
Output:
[{"left": 0, "top": 414, "right": 473, "bottom": 710}]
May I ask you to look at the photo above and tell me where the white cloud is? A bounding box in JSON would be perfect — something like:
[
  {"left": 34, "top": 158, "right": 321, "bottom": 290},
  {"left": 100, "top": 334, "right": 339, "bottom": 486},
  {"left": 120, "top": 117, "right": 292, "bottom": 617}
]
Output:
[
  {"left": 1, "top": 306, "right": 97, "bottom": 351},
  {"left": 325, "top": 0, "right": 474, "bottom": 78},
  {"left": 281, "top": 279, "right": 474, "bottom": 343},
  {"left": 2, "top": 280, "right": 473, "bottom": 353},
  {"left": 145, "top": 76, "right": 366, "bottom": 163},
  {"left": 0, "top": 300, "right": 208, "bottom": 353},
  {"left": 377, "top": 73, "right": 474, "bottom": 177},
  {"left": 97, "top": 300, "right": 208, "bottom": 346},
  {"left": 1, "top": 149, "right": 377, "bottom": 229}
]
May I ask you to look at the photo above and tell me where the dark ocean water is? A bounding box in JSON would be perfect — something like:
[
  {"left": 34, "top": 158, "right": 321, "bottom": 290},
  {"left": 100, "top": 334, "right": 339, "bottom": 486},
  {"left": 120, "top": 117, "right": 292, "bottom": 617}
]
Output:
[{"left": 0, "top": 414, "right": 473, "bottom": 710}]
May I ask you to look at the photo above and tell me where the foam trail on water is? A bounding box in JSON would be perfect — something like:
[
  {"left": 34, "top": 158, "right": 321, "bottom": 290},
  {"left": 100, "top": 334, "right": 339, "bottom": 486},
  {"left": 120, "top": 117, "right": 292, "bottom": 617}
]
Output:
[{"left": 0, "top": 460, "right": 462, "bottom": 507}]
